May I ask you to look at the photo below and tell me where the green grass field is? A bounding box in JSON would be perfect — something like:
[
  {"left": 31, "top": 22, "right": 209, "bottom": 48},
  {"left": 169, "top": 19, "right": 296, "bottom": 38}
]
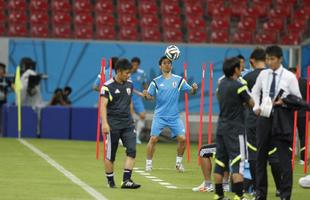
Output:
[{"left": 0, "top": 138, "right": 309, "bottom": 200}]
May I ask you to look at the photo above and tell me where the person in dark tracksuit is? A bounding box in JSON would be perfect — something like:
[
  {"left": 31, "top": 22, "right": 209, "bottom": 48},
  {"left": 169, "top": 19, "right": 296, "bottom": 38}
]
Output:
[
  {"left": 252, "top": 46, "right": 301, "bottom": 200},
  {"left": 214, "top": 57, "right": 254, "bottom": 200},
  {"left": 288, "top": 67, "right": 308, "bottom": 164},
  {"left": 100, "top": 58, "right": 141, "bottom": 189}
]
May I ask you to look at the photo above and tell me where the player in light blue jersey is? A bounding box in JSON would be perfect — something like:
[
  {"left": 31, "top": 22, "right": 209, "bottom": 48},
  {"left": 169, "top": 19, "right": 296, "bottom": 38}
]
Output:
[
  {"left": 131, "top": 57, "right": 148, "bottom": 144},
  {"left": 143, "top": 56, "right": 198, "bottom": 172},
  {"left": 92, "top": 57, "right": 118, "bottom": 91}
]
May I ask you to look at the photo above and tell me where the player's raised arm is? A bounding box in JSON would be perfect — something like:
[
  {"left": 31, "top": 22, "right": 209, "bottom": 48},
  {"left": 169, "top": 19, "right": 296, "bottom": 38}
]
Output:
[{"left": 190, "top": 83, "right": 198, "bottom": 95}]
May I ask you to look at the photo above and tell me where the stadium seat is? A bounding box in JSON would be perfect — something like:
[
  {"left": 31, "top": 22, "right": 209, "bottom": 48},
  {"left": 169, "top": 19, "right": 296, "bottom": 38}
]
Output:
[
  {"left": 293, "top": 7, "right": 310, "bottom": 21},
  {"left": 210, "top": 18, "right": 229, "bottom": 31},
  {"left": 74, "top": 0, "right": 92, "bottom": 12},
  {"left": 140, "top": 14, "right": 160, "bottom": 28},
  {"left": 52, "top": 24, "right": 72, "bottom": 38},
  {"left": 209, "top": 7, "right": 231, "bottom": 18},
  {"left": 0, "top": 0, "right": 6, "bottom": 10},
  {"left": 8, "top": 0, "right": 26, "bottom": 10},
  {"left": 119, "top": 26, "right": 139, "bottom": 41},
  {"left": 8, "top": 11, "right": 27, "bottom": 24},
  {"left": 95, "top": 13, "right": 115, "bottom": 26},
  {"left": 30, "top": 11, "right": 49, "bottom": 25},
  {"left": 141, "top": 27, "right": 161, "bottom": 42},
  {"left": 95, "top": 0, "right": 114, "bottom": 13},
  {"left": 280, "top": 32, "right": 300, "bottom": 45},
  {"left": 118, "top": 13, "right": 138, "bottom": 27},
  {"left": 287, "top": 21, "right": 307, "bottom": 32},
  {"left": 0, "top": 23, "right": 5, "bottom": 36},
  {"left": 139, "top": 0, "right": 158, "bottom": 15},
  {"left": 185, "top": 15, "right": 206, "bottom": 30},
  {"left": 252, "top": 4, "right": 268, "bottom": 18},
  {"left": 30, "top": 24, "right": 49, "bottom": 37},
  {"left": 231, "top": 31, "right": 253, "bottom": 44},
  {"left": 187, "top": 29, "right": 208, "bottom": 43},
  {"left": 3, "top": 106, "right": 38, "bottom": 138},
  {"left": 51, "top": 0, "right": 71, "bottom": 11},
  {"left": 95, "top": 25, "right": 116, "bottom": 40},
  {"left": 74, "top": 12, "right": 93, "bottom": 26},
  {"left": 41, "top": 107, "right": 71, "bottom": 139},
  {"left": 275, "top": 0, "right": 296, "bottom": 6},
  {"left": 269, "top": 6, "right": 290, "bottom": 18},
  {"left": 162, "top": 14, "right": 182, "bottom": 29},
  {"left": 161, "top": 2, "right": 181, "bottom": 15},
  {"left": 304, "top": 0, "right": 310, "bottom": 6},
  {"left": 210, "top": 30, "right": 229, "bottom": 43},
  {"left": 75, "top": 24, "right": 93, "bottom": 39},
  {"left": 118, "top": 0, "right": 137, "bottom": 14},
  {"left": 207, "top": 1, "right": 225, "bottom": 17},
  {"left": 0, "top": 11, "right": 6, "bottom": 24},
  {"left": 230, "top": 2, "right": 248, "bottom": 18},
  {"left": 71, "top": 108, "right": 98, "bottom": 141},
  {"left": 163, "top": 27, "right": 183, "bottom": 42},
  {"left": 262, "top": 18, "right": 284, "bottom": 31},
  {"left": 184, "top": 2, "right": 204, "bottom": 16},
  {"left": 29, "top": 0, "right": 48, "bottom": 11},
  {"left": 8, "top": 23, "right": 28, "bottom": 37},
  {"left": 243, "top": 7, "right": 261, "bottom": 19},
  {"left": 254, "top": 32, "right": 277, "bottom": 44},
  {"left": 52, "top": 11, "right": 71, "bottom": 26},
  {"left": 237, "top": 17, "right": 256, "bottom": 31}
]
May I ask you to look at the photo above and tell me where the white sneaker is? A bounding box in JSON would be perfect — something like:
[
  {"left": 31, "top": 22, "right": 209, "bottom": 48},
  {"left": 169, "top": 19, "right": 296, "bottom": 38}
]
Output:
[
  {"left": 192, "top": 182, "right": 213, "bottom": 192},
  {"left": 145, "top": 162, "right": 152, "bottom": 172},
  {"left": 176, "top": 162, "right": 185, "bottom": 172},
  {"left": 299, "top": 175, "right": 310, "bottom": 188},
  {"left": 136, "top": 139, "right": 142, "bottom": 144},
  {"left": 299, "top": 160, "right": 305, "bottom": 165},
  {"left": 223, "top": 182, "right": 230, "bottom": 192}
]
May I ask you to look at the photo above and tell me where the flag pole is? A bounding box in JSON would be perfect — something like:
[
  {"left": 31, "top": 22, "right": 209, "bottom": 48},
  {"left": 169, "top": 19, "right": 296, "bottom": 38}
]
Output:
[
  {"left": 15, "top": 66, "right": 22, "bottom": 139},
  {"left": 183, "top": 62, "right": 191, "bottom": 162},
  {"left": 198, "top": 64, "right": 206, "bottom": 164}
]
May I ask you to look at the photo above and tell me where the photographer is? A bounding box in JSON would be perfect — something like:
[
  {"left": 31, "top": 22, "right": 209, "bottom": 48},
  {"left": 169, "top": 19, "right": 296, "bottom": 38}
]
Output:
[{"left": 19, "top": 57, "right": 45, "bottom": 108}]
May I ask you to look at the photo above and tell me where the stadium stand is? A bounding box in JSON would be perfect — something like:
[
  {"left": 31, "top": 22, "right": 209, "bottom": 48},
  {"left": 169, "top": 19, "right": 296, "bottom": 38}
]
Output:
[{"left": 0, "top": 0, "right": 309, "bottom": 44}]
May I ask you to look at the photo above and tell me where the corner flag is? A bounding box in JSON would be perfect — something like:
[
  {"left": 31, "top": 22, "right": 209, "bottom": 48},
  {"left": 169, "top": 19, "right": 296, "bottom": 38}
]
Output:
[{"left": 14, "top": 66, "right": 22, "bottom": 138}]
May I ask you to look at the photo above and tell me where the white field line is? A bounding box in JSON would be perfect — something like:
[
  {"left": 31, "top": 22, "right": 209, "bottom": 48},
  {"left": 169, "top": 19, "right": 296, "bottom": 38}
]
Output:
[{"left": 19, "top": 139, "right": 108, "bottom": 200}]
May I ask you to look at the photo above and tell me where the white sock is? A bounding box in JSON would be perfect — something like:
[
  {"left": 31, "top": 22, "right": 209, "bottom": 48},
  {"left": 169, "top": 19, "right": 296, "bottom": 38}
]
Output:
[
  {"left": 176, "top": 156, "right": 183, "bottom": 164},
  {"left": 146, "top": 159, "right": 152, "bottom": 165}
]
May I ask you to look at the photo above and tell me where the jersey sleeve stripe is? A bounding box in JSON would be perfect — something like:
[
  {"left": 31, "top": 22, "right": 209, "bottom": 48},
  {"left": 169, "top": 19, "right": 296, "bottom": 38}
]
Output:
[
  {"left": 178, "top": 78, "right": 185, "bottom": 92},
  {"left": 151, "top": 80, "right": 158, "bottom": 93},
  {"left": 237, "top": 85, "right": 248, "bottom": 94},
  {"left": 100, "top": 86, "right": 113, "bottom": 101}
]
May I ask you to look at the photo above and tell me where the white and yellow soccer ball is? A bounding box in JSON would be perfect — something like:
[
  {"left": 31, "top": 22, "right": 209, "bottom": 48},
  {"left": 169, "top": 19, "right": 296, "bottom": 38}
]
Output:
[{"left": 165, "top": 45, "right": 180, "bottom": 61}]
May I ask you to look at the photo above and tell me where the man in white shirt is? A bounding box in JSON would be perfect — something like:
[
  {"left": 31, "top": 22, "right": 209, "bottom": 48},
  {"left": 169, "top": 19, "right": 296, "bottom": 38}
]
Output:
[{"left": 251, "top": 45, "right": 301, "bottom": 200}]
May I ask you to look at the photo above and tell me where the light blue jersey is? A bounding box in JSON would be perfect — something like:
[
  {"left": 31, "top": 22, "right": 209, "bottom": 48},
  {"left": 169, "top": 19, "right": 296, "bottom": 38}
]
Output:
[
  {"left": 131, "top": 68, "right": 148, "bottom": 114},
  {"left": 148, "top": 74, "right": 192, "bottom": 119},
  {"left": 93, "top": 68, "right": 115, "bottom": 89}
]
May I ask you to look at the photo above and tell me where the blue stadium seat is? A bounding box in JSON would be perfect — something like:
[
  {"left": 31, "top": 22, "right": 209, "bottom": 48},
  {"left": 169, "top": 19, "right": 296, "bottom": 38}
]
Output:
[
  {"left": 71, "top": 107, "right": 97, "bottom": 141},
  {"left": 40, "top": 106, "right": 70, "bottom": 139},
  {"left": 3, "top": 105, "right": 38, "bottom": 138}
]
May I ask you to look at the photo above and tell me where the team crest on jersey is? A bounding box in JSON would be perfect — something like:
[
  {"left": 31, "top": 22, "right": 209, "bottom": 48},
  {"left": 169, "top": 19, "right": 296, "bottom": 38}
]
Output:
[
  {"left": 126, "top": 88, "right": 131, "bottom": 95},
  {"left": 172, "top": 81, "right": 177, "bottom": 88}
]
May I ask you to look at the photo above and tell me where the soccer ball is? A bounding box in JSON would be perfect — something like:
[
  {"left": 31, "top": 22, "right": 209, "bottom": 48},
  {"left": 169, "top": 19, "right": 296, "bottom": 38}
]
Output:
[{"left": 165, "top": 45, "right": 180, "bottom": 61}]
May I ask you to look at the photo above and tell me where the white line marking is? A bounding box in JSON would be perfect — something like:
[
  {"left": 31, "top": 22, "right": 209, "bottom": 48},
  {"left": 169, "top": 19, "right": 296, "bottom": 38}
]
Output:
[
  {"left": 135, "top": 170, "right": 145, "bottom": 173},
  {"left": 151, "top": 179, "right": 163, "bottom": 182},
  {"left": 166, "top": 186, "right": 178, "bottom": 189},
  {"left": 19, "top": 139, "right": 108, "bottom": 200},
  {"left": 145, "top": 176, "right": 157, "bottom": 179},
  {"left": 159, "top": 182, "right": 171, "bottom": 185}
]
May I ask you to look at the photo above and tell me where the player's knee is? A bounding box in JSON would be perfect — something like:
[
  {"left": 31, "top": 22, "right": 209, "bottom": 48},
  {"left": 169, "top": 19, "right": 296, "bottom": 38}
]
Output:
[
  {"left": 140, "top": 112, "right": 146, "bottom": 120},
  {"left": 126, "top": 148, "right": 136, "bottom": 158},
  {"left": 177, "top": 135, "right": 186, "bottom": 143},
  {"left": 149, "top": 136, "right": 158, "bottom": 144}
]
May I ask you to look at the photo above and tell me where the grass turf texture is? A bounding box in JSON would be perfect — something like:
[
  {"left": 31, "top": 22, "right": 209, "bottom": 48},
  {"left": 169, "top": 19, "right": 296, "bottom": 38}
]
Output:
[{"left": 0, "top": 138, "right": 309, "bottom": 200}]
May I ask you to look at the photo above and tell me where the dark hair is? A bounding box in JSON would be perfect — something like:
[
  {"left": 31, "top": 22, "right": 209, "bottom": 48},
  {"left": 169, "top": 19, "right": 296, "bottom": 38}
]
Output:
[
  {"left": 223, "top": 57, "right": 241, "bottom": 77},
  {"left": 0, "top": 62, "right": 6, "bottom": 71},
  {"left": 250, "top": 48, "right": 266, "bottom": 61},
  {"left": 20, "top": 57, "right": 36, "bottom": 71},
  {"left": 115, "top": 58, "right": 132, "bottom": 71},
  {"left": 159, "top": 56, "right": 171, "bottom": 65},
  {"left": 237, "top": 54, "right": 245, "bottom": 60},
  {"left": 64, "top": 86, "right": 72, "bottom": 95},
  {"left": 131, "top": 57, "right": 141, "bottom": 64},
  {"left": 288, "top": 67, "right": 297, "bottom": 73},
  {"left": 54, "top": 88, "right": 63, "bottom": 94},
  {"left": 111, "top": 57, "right": 118, "bottom": 69},
  {"left": 266, "top": 45, "right": 283, "bottom": 58}
]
